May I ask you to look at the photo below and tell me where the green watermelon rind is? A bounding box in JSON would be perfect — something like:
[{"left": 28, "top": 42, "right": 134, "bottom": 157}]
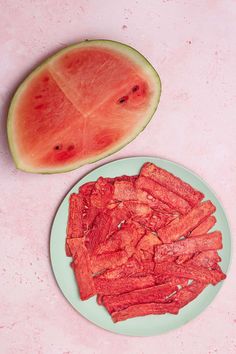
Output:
[{"left": 7, "top": 39, "right": 161, "bottom": 174}]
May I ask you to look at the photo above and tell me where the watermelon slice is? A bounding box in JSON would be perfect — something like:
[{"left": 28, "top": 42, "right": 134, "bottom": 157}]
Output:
[{"left": 7, "top": 40, "right": 161, "bottom": 173}]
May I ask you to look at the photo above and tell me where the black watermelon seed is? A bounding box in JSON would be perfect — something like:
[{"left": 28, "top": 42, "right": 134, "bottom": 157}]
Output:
[
  {"left": 117, "top": 96, "right": 129, "bottom": 104},
  {"left": 54, "top": 144, "right": 63, "bottom": 151},
  {"left": 132, "top": 85, "right": 139, "bottom": 92}
]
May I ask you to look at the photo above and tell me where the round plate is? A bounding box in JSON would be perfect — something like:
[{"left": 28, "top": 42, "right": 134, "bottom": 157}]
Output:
[{"left": 50, "top": 157, "right": 231, "bottom": 336}]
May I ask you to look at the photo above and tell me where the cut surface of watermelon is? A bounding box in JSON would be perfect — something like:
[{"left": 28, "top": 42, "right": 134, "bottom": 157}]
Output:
[{"left": 8, "top": 40, "right": 161, "bottom": 173}]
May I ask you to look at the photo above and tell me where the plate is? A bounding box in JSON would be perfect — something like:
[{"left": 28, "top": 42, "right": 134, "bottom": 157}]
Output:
[{"left": 50, "top": 157, "right": 231, "bottom": 336}]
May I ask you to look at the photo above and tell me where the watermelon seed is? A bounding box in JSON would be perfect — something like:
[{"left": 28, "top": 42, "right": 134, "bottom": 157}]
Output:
[
  {"left": 34, "top": 104, "right": 45, "bottom": 109},
  {"left": 117, "top": 96, "right": 129, "bottom": 104},
  {"left": 132, "top": 85, "right": 139, "bottom": 92},
  {"left": 67, "top": 144, "right": 75, "bottom": 151},
  {"left": 54, "top": 144, "right": 63, "bottom": 151}
]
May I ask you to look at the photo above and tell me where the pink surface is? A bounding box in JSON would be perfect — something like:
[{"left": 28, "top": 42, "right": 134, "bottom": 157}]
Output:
[{"left": 0, "top": 0, "right": 236, "bottom": 353}]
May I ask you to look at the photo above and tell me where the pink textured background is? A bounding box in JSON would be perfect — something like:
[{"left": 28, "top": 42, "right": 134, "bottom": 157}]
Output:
[{"left": 1, "top": 1, "right": 236, "bottom": 353}]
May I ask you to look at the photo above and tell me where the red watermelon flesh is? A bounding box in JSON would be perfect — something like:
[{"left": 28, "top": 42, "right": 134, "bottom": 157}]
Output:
[
  {"left": 8, "top": 40, "right": 161, "bottom": 173},
  {"left": 49, "top": 47, "right": 145, "bottom": 115},
  {"left": 13, "top": 69, "right": 85, "bottom": 167},
  {"left": 85, "top": 78, "right": 151, "bottom": 158}
]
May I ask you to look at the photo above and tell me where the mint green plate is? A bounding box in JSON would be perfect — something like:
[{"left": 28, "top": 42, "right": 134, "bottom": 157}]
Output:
[{"left": 50, "top": 157, "right": 231, "bottom": 336}]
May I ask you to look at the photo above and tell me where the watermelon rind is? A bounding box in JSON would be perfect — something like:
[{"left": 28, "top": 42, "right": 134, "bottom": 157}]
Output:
[{"left": 7, "top": 39, "right": 161, "bottom": 174}]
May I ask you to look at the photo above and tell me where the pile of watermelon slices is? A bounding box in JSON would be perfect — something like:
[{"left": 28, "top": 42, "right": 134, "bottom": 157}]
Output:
[{"left": 66, "top": 162, "right": 226, "bottom": 323}]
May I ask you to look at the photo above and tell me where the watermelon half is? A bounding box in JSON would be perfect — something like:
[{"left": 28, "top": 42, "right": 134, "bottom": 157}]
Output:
[{"left": 7, "top": 40, "right": 161, "bottom": 173}]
